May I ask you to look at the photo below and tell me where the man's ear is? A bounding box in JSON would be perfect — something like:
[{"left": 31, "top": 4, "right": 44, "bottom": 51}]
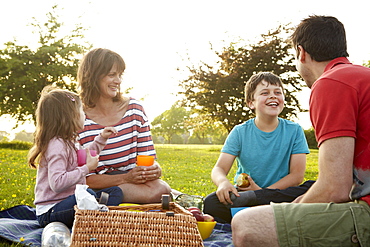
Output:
[{"left": 297, "top": 45, "right": 306, "bottom": 62}]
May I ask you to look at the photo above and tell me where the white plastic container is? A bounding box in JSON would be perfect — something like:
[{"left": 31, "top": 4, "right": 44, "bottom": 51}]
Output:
[{"left": 41, "top": 222, "right": 71, "bottom": 247}]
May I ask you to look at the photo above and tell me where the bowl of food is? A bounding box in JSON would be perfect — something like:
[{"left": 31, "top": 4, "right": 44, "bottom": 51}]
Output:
[
  {"left": 187, "top": 207, "right": 217, "bottom": 240},
  {"left": 197, "top": 221, "right": 217, "bottom": 240}
]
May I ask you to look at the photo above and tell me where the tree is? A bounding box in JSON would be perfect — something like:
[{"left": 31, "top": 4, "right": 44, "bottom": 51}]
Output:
[
  {"left": 0, "top": 5, "right": 91, "bottom": 123},
  {"left": 179, "top": 25, "right": 305, "bottom": 132},
  {"left": 14, "top": 130, "right": 33, "bottom": 142},
  {"left": 151, "top": 103, "right": 190, "bottom": 144},
  {"left": 0, "top": 131, "right": 9, "bottom": 142},
  {"left": 185, "top": 112, "right": 227, "bottom": 144}
]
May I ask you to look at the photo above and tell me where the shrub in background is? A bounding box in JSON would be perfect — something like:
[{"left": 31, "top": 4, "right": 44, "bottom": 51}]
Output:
[
  {"left": 304, "top": 128, "right": 318, "bottom": 149},
  {"left": 0, "top": 140, "right": 32, "bottom": 150}
]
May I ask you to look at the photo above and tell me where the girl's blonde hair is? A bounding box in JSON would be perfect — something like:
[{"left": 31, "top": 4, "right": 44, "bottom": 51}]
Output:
[
  {"left": 77, "top": 48, "right": 126, "bottom": 109},
  {"left": 28, "top": 86, "right": 82, "bottom": 168}
]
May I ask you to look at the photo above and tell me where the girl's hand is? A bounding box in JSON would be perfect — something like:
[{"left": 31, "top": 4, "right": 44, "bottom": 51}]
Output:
[
  {"left": 101, "top": 127, "right": 118, "bottom": 139},
  {"left": 85, "top": 148, "right": 99, "bottom": 171},
  {"left": 216, "top": 181, "right": 239, "bottom": 205}
]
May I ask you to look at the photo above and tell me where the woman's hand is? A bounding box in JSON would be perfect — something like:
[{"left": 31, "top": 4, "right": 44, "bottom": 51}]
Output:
[
  {"left": 216, "top": 181, "right": 239, "bottom": 205},
  {"left": 140, "top": 161, "right": 162, "bottom": 181},
  {"left": 126, "top": 161, "right": 162, "bottom": 184},
  {"left": 101, "top": 127, "right": 118, "bottom": 139}
]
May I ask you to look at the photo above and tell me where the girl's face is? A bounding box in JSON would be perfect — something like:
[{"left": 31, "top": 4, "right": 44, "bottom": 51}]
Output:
[
  {"left": 248, "top": 80, "right": 285, "bottom": 118},
  {"left": 99, "top": 64, "right": 122, "bottom": 99},
  {"left": 78, "top": 104, "right": 85, "bottom": 130}
]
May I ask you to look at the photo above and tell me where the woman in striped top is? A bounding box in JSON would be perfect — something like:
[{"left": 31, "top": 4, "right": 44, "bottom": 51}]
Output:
[{"left": 77, "top": 48, "right": 171, "bottom": 203}]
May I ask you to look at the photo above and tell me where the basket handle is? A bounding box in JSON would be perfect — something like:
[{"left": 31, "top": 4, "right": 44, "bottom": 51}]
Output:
[
  {"left": 161, "top": 194, "right": 170, "bottom": 210},
  {"left": 99, "top": 192, "right": 109, "bottom": 205}
]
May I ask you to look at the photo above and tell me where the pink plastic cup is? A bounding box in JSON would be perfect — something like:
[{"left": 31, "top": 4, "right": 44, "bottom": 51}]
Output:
[
  {"left": 77, "top": 149, "right": 97, "bottom": 166},
  {"left": 136, "top": 155, "right": 155, "bottom": 166}
]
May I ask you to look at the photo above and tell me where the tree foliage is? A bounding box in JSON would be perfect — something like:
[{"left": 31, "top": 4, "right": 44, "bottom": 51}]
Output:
[
  {"left": 184, "top": 112, "right": 227, "bottom": 144},
  {"left": 179, "top": 25, "right": 305, "bottom": 132},
  {"left": 364, "top": 60, "right": 370, "bottom": 68},
  {"left": 151, "top": 103, "right": 190, "bottom": 144},
  {"left": 0, "top": 6, "right": 91, "bottom": 123}
]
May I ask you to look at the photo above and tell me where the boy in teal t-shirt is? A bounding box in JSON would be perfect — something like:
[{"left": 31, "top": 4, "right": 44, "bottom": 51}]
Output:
[{"left": 203, "top": 72, "right": 314, "bottom": 223}]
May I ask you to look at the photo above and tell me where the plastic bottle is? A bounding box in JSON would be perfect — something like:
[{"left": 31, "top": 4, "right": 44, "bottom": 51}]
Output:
[{"left": 41, "top": 222, "right": 71, "bottom": 247}]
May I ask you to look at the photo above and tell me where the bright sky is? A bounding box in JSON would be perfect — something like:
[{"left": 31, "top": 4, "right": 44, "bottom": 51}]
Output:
[{"left": 1, "top": 0, "right": 370, "bottom": 138}]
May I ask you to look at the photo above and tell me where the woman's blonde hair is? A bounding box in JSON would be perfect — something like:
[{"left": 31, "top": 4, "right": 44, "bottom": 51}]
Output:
[
  {"left": 77, "top": 48, "right": 126, "bottom": 108},
  {"left": 28, "top": 86, "right": 82, "bottom": 168}
]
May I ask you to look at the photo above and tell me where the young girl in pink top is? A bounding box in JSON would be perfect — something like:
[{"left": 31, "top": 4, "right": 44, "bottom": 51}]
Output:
[{"left": 28, "top": 86, "right": 123, "bottom": 228}]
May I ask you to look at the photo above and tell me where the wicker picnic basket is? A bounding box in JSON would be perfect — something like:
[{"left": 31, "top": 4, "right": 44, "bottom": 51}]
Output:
[{"left": 70, "top": 201, "right": 204, "bottom": 247}]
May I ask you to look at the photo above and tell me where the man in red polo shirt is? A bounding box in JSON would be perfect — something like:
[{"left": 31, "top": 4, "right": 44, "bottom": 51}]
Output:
[{"left": 232, "top": 15, "right": 370, "bottom": 247}]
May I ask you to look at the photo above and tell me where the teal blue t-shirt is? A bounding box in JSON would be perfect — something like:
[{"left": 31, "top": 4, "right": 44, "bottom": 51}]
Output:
[{"left": 222, "top": 118, "right": 309, "bottom": 188}]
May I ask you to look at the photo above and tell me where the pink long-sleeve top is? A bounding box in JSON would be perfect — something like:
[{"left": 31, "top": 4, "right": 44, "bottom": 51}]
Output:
[{"left": 33, "top": 134, "right": 107, "bottom": 207}]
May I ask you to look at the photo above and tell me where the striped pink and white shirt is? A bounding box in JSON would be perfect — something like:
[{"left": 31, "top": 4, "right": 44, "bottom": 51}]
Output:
[{"left": 78, "top": 98, "right": 156, "bottom": 175}]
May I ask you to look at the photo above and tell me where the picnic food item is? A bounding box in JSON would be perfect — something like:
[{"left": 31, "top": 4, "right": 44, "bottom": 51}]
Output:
[
  {"left": 188, "top": 207, "right": 214, "bottom": 222},
  {"left": 188, "top": 207, "right": 204, "bottom": 221},
  {"left": 236, "top": 173, "right": 250, "bottom": 188},
  {"left": 187, "top": 207, "right": 216, "bottom": 240},
  {"left": 174, "top": 193, "right": 204, "bottom": 210},
  {"left": 203, "top": 214, "right": 215, "bottom": 222}
]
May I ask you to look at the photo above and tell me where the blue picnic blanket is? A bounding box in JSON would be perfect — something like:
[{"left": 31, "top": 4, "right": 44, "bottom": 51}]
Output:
[{"left": 0, "top": 205, "right": 233, "bottom": 246}]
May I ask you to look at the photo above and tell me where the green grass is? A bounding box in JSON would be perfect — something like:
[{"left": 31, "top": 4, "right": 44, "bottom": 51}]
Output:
[{"left": 0, "top": 145, "right": 318, "bottom": 246}]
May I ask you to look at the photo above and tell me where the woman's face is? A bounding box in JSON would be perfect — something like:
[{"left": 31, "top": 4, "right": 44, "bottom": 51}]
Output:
[
  {"left": 79, "top": 104, "right": 85, "bottom": 130},
  {"left": 99, "top": 64, "right": 122, "bottom": 99},
  {"left": 78, "top": 104, "right": 85, "bottom": 130}
]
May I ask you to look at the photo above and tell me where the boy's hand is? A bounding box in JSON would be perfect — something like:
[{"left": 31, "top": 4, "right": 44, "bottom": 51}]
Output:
[
  {"left": 101, "top": 127, "right": 118, "bottom": 139},
  {"left": 85, "top": 148, "right": 99, "bottom": 171},
  {"left": 216, "top": 181, "right": 239, "bottom": 205},
  {"left": 237, "top": 176, "right": 262, "bottom": 191}
]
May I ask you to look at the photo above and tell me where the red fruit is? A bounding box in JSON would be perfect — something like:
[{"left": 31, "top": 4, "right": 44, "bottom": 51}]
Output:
[
  {"left": 237, "top": 173, "right": 250, "bottom": 188},
  {"left": 191, "top": 211, "right": 204, "bottom": 221},
  {"left": 187, "top": 207, "right": 201, "bottom": 213},
  {"left": 203, "top": 214, "right": 214, "bottom": 222}
]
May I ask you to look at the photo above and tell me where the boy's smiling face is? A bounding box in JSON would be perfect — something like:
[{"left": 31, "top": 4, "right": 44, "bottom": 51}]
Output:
[{"left": 248, "top": 80, "right": 285, "bottom": 117}]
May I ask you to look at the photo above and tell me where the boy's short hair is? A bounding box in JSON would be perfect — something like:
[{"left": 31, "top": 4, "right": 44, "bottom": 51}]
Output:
[
  {"left": 245, "top": 72, "right": 284, "bottom": 105},
  {"left": 290, "top": 15, "right": 349, "bottom": 61}
]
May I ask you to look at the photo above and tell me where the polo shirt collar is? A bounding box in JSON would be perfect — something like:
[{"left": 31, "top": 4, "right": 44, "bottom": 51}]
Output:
[{"left": 324, "top": 57, "right": 351, "bottom": 72}]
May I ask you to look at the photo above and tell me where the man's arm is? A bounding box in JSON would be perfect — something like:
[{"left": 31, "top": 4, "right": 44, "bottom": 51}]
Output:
[{"left": 299, "top": 136, "right": 354, "bottom": 203}]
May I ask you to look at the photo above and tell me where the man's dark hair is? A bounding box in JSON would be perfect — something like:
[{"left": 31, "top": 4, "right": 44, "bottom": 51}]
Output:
[{"left": 291, "top": 15, "right": 349, "bottom": 61}]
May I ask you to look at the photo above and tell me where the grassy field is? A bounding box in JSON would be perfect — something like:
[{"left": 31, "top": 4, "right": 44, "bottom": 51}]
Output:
[{"left": 0, "top": 145, "right": 318, "bottom": 246}]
